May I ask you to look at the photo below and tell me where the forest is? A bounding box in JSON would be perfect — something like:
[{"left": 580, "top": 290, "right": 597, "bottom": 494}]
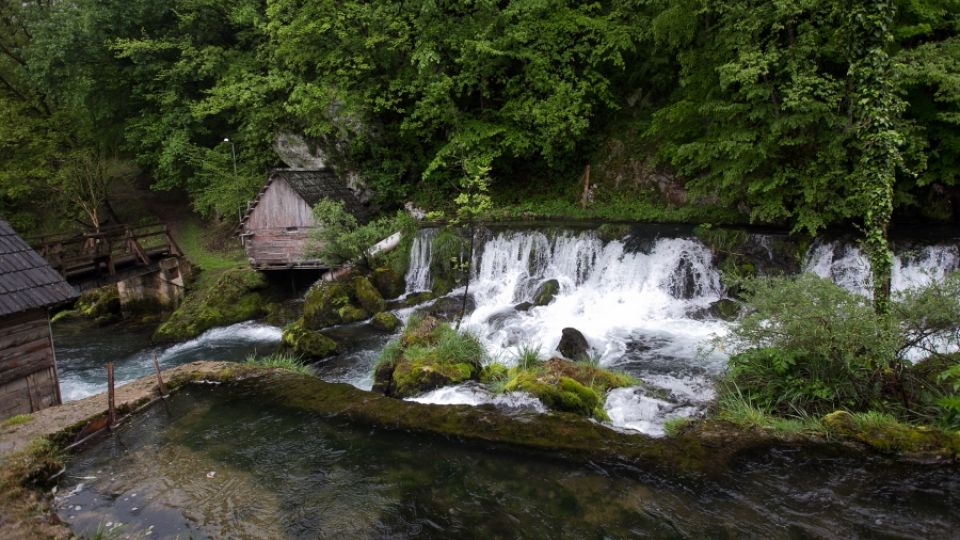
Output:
[{"left": 1, "top": 0, "right": 957, "bottom": 232}]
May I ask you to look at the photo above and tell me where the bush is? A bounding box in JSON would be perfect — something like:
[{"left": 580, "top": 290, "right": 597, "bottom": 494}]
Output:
[
  {"left": 720, "top": 272, "right": 960, "bottom": 420},
  {"left": 312, "top": 198, "right": 415, "bottom": 269}
]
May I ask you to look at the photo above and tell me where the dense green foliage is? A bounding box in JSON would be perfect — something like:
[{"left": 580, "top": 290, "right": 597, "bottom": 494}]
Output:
[
  {"left": 0, "top": 0, "right": 957, "bottom": 272},
  {"left": 721, "top": 273, "right": 960, "bottom": 426},
  {"left": 311, "top": 197, "right": 414, "bottom": 268}
]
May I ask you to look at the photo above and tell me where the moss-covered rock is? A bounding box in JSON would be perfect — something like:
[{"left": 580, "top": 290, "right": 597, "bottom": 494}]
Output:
[
  {"left": 392, "top": 357, "right": 477, "bottom": 398},
  {"left": 154, "top": 268, "right": 267, "bottom": 341},
  {"left": 496, "top": 358, "right": 635, "bottom": 420},
  {"left": 370, "top": 311, "right": 401, "bottom": 332},
  {"left": 282, "top": 319, "right": 339, "bottom": 359},
  {"left": 372, "top": 316, "right": 485, "bottom": 398},
  {"left": 506, "top": 372, "right": 603, "bottom": 418},
  {"left": 533, "top": 279, "right": 560, "bottom": 306},
  {"left": 372, "top": 267, "right": 406, "bottom": 299},
  {"left": 353, "top": 275, "right": 386, "bottom": 314},
  {"left": 68, "top": 286, "right": 122, "bottom": 325},
  {"left": 337, "top": 305, "right": 369, "bottom": 324},
  {"left": 303, "top": 280, "right": 353, "bottom": 329}
]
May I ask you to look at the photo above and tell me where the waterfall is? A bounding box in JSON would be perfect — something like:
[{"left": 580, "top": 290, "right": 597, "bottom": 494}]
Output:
[
  {"left": 403, "top": 228, "right": 960, "bottom": 436},
  {"left": 404, "top": 228, "right": 436, "bottom": 293},
  {"left": 802, "top": 238, "right": 960, "bottom": 297},
  {"left": 404, "top": 228, "right": 729, "bottom": 436}
]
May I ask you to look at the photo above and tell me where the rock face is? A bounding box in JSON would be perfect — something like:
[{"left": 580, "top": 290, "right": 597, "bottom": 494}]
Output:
[
  {"left": 154, "top": 269, "right": 267, "bottom": 342},
  {"left": 557, "top": 328, "right": 590, "bottom": 362},
  {"left": 532, "top": 279, "right": 560, "bottom": 306}
]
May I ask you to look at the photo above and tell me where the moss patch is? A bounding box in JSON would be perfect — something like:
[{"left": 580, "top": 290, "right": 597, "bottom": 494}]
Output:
[
  {"left": 0, "top": 439, "right": 71, "bottom": 539},
  {"left": 153, "top": 268, "right": 267, "bottom": 342}
]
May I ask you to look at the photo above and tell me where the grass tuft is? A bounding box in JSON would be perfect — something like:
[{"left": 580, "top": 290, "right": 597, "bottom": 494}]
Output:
[
  {"left": 244, "top": 353, "right": 316, "bottom": 376},
  {"left": 2, "top": 414, "right": 33, "bottom": 428}
]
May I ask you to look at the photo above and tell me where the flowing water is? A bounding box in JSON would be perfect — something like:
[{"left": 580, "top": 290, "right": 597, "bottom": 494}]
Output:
[
  {"left": 55, "top": 385, "right": 960, "bottom": 539},
  {"left": 802, "top": 238, "right": 960, "bottom": 296},
  {"left": 53, "top": 320, "right": 282, "bottom": 401}
]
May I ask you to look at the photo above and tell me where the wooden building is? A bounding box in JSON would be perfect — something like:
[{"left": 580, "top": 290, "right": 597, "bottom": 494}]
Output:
[
  {"left": 239, "top": 169, "right": 369, "bottom": 270},
  {"left": 0, "top": 220, "right": 78, "bottom": 419}
]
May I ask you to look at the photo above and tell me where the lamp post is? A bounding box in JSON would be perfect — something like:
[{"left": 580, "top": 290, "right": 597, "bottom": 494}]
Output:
[{"left": 224, "top": 137, "right": 241, "bottom": 224}]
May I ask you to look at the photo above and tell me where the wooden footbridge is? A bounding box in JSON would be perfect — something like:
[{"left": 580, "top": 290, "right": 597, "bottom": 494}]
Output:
[{"left": 28, "top": 223, "right": 184, "bottom": 292}]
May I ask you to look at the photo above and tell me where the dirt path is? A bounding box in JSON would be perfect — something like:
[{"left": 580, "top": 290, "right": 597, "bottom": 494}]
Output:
[{"left": 0, "top": 361, "right": 231, "bottom": 460}]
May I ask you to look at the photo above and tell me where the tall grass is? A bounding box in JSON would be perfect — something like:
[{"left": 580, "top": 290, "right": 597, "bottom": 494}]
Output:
[
  {"left": 244, "top": 353, "right": 316, "bottom": 376},
  {"left": 512, "top": 344, "right": 543, "bottom": 370}
]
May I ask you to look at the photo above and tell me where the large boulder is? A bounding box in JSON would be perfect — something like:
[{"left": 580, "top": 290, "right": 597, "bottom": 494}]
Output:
[
  {"left": 532, "top": 279, "right": 560, "bottom": 306},
  {"left": 370, "top": 311, "right": 401, "bottom": 332},
  {"left": 302, "top": 277, "right": 377, "bottom": 329},
  {"left": 425, "top": 294, "right": 475, "bottom": 321},
  {"left": 154, "top": 269, "right": 267, "bottom": 342},
  {"left": 557, "top": 327, "right": 590, "bottom": 362}
]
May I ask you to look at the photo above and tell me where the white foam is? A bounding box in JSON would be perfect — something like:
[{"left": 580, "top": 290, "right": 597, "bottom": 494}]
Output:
[
  {"left": 803, "top": 239, "right": 960, "bottom": 297},
  {"left": 406, "top": 383, "right": 546, "bottom": 412}
]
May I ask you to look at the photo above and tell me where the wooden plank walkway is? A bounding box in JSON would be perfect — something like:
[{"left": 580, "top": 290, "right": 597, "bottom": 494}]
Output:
[{"left": 28, "top": 223, "right": 182, "bottom": 289}]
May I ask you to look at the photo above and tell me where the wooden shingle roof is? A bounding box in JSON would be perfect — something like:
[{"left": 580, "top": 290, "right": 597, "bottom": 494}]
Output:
[
  {"left": 0, "top": 220, "right": 78, "bottom": 317},
  {"left": 240, "top": 169, "right": 371, "bottom": 228}
]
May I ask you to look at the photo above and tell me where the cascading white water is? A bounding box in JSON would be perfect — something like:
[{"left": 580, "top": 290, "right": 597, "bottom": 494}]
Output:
[
  {"left": 404, "top": 228, "right": 436, "bottom": 293},
  {"left": 406, "top": 228, "right": 730, "bottom": 436},
  {"left": 802, "top": 238, "right": 960, "bottom": 296},
  {"left": 404, "top": 228, "right": 960, "bottom": 435}
]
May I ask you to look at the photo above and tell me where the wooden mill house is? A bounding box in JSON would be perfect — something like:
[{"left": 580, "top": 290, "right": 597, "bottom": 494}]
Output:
[
  {"left": 0, "top": 219, "right": 78, "bottom": 419},
  {"left": 239, "top": 169, "right": 369, "bottom": 270}
]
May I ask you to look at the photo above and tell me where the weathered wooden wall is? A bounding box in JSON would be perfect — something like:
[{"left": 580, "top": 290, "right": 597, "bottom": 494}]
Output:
[
  {"left": 0, "top": 309, "right": 61, "bottom": 419},
  {"left": 245, "top": 228, "right": 325, "bottom": 269},
  {"left": 246, "top": 179, "right": 316, "bottom": 230},
  {"left": 243, "top": 178, "right": 326, "bottom": 269}
]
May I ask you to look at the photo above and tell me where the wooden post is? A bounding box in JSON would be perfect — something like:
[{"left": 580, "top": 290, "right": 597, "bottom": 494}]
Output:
[
  {"left": 106, "top": 362, "right": 116, "bottom": 426},
  {"left": 152, "top": 353, "right": 167, "bottom": 396},
  {"left": 579, "top": 164, "right": 591, "bottom": 209}
]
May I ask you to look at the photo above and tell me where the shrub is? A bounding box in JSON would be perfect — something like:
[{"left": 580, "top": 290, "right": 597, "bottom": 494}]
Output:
[
  {"left": 720, "top": 272, "right": 960, "bottom": 421},
  {"left": 721, "top": 274, "right": 899, "bottom": 414}
]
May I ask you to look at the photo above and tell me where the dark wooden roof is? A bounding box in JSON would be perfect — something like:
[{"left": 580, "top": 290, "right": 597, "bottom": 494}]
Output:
[
  {"left": 0, "top": 220, "right": 78, "bottom": 317},
  {"left": 240, "top": 169, "right": 370, "bottom": 228}
]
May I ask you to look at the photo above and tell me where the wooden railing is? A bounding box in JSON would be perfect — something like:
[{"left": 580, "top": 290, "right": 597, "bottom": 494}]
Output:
[{"left": 29, "top": 223, "right": 182, "bottom": 279}]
